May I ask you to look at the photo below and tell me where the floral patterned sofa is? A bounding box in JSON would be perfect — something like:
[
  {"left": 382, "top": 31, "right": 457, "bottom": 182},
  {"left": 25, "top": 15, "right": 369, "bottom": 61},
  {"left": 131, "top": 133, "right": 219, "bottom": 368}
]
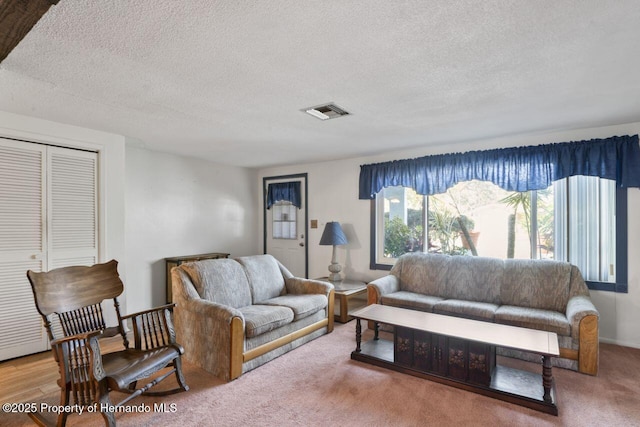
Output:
[
  {"left": 367, "top": 253, "right": 599, "bottom": 375},
  {"left": 172, "top": 254, "right": 334, "bottom": 381}
]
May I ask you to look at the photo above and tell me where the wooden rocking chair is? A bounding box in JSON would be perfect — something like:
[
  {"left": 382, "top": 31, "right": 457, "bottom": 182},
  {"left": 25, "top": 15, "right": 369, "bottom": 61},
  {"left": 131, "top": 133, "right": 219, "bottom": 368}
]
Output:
[{"left": 27, "top": 260, "right": 189, "bottom": 427}]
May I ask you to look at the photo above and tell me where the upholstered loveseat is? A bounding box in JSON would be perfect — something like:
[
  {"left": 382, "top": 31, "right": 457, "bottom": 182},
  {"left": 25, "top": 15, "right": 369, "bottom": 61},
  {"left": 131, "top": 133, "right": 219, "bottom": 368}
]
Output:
[
  {"left": 172, "top": 254, "right": 334, "bottom": 381},
  {"left": 367, "top": 253, "right": 599, "bottom": 375}
]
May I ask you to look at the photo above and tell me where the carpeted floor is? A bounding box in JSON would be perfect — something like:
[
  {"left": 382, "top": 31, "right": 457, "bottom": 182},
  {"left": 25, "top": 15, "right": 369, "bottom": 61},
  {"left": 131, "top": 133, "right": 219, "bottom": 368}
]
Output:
[{"left": 4, "top": 322, "right": 640, "bottom": 427}]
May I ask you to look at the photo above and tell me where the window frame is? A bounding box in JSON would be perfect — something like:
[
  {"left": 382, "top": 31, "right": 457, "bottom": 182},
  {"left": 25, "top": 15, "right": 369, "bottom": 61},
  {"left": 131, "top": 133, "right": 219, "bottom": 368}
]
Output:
[
  {"left": 588, "top": 186, "right": 627, "bottom": 293},
  {"left": 369, "top": 185, "right": 628, "bottom": 293}
]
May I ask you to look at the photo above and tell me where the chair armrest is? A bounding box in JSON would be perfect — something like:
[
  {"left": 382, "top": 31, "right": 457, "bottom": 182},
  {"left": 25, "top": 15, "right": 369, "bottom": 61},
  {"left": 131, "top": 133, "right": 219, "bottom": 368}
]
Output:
[
  {"left": 121, "top": 303, "right": 176, "bottom": 321},
  {"left": 368, "top": 275, "right": 400, "bottom": 303},
  {"left": 566, "top": 295, "right": 599, "bottom": 337},
  {"left": 123, "top": 304, "right": 181, "bottom": 351},
  {"left": 285, "top": 277, "right": 334, "bottom": 295},
  {"left": 51, "top": 331, "right": 107, "bottom": 393},
  {"left": 51, "top": 330, "right": 103, "bottom": 347}
]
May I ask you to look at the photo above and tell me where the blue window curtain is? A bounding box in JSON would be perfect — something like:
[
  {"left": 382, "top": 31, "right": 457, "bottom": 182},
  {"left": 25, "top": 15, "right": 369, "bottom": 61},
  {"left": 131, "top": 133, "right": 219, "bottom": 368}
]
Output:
[
  {"left": 267, "top": 182, "right": 301, "bottom": 209},
  {"left": 359, "top": 135, "right": 640, "bottom": 199}
]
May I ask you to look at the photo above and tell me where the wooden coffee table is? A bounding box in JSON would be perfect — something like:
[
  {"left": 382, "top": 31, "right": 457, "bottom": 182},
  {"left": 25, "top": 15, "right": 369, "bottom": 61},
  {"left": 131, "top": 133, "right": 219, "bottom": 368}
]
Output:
[{"left": 350, "top": 304, "right": 560, "bottom": 415}]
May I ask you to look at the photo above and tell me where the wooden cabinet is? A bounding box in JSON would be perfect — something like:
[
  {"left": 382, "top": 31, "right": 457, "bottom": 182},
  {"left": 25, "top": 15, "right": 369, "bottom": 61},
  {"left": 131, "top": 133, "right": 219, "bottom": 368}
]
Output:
[
  {"left": 394, "top": 326, "right": 495, "bottom": 386},
  {"left": 165, "top": 252, "right": 229, "bottom": 303}
]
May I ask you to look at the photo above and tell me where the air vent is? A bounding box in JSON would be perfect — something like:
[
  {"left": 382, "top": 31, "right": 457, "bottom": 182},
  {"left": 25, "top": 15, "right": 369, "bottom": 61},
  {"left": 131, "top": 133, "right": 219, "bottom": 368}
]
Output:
[{"left": 303, "top": 103, "right": 350, "bottom": 120}]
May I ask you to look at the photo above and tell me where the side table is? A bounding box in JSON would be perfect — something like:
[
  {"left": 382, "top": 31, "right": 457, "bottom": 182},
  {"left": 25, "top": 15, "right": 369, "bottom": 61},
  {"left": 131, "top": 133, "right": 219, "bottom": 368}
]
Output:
[
  {"left": 316, "top": 278, "right": 367, "bottom": 323},
  {"left": 165, "top": 252, "right": 230, "bottom": 303}
]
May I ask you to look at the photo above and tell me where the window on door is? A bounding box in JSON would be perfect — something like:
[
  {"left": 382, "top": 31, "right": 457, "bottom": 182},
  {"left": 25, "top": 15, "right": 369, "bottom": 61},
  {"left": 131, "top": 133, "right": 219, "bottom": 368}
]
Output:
[{"left": 272, "top": 201, "right": 297, "bottom": 239}]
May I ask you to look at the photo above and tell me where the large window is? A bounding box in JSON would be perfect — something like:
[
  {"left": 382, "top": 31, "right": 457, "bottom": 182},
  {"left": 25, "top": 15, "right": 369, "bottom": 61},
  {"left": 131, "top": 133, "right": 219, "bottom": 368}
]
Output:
[{"left": 372, "top": 176, "right": 627, "bottom": 292}]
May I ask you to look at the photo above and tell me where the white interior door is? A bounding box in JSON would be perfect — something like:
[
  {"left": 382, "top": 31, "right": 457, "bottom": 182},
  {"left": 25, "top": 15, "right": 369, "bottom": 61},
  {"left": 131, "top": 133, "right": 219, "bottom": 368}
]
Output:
[
  {"left": 0, "top": 138, "right": 98, "bottom": 360},
  {"left": 0, "top": 139, "right": 48, "bottom": 360},
  {"left": 264, "top": 175, "right": 307, "bottom": 278}
]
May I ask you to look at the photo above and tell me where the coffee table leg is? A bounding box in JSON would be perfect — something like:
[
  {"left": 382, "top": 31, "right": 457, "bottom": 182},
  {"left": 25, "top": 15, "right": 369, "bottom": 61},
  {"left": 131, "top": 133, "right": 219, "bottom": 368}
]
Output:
[
  {"left": 374, "top": 321, "right": 379, "bottom": 340},
  {"left": 542, "top": 355, "right": 553, "bottom": 403},
  {"left": 355, "top": 318, "right": 362, "bottom": 353}
]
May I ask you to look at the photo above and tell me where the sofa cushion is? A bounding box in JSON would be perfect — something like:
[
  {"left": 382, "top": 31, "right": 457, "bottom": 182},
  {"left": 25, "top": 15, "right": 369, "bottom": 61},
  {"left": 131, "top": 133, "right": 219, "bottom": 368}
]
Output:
[
  {"left": 381, "top": 291, "right": 443, "bottom": 312},
  {"left": 444, "top": 256, "right": 503, "bottom": 304},
  {"left": 238, "top": 304, "right": 294, "bottom": 338},
  {"left": 494, "top": 305, "right": 571, "bottom": 336},
  {"left": 237, "top": 255, "right": 286, "bottom": 303},
  {"left": 433, "top": 299, "right": 499, "bottom": 321},
  {"left": 395, "top": 253, "right": 450, "bottom": 297},
  {"left": 262, "top": 294, "right": 327, "bottom": 321},
  {"left": 501, "top": 259, "right": 572, "bottom": 313},
  {"left": 181, "top": 259, "right": 252, "bottom": 309}
]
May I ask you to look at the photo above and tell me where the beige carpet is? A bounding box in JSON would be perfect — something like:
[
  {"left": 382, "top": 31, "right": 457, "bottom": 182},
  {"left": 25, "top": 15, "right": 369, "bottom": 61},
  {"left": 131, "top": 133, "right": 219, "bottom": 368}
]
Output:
[{"left": 5, "top": 323, "right": 640, "bottom": 427}]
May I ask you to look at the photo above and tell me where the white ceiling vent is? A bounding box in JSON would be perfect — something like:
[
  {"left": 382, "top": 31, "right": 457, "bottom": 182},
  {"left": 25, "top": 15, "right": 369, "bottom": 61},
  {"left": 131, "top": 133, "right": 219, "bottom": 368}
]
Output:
[{"left": 303, "top": 103, "right": 350, "bottom": 120}]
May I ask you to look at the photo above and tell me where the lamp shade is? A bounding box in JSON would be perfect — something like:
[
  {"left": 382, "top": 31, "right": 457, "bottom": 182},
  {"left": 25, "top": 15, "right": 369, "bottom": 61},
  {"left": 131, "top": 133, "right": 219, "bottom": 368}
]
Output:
[{"left": 319, "top": 222, "right": 348, "bottom": 246}]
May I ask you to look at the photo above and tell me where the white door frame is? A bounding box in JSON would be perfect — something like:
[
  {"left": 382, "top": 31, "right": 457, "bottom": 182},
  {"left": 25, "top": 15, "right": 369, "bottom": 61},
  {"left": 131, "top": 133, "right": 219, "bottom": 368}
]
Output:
[{"left": 263, "top": 173, "right": 308, "bottom": 278}]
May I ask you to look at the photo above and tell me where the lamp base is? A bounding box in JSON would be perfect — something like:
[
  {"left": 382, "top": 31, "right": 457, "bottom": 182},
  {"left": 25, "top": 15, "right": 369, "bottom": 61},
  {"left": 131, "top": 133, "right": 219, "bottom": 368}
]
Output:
[
  {"left": 328, "top": 262, "right": 343, "bottom": 282},
  {"left": 328, "top": 273, "right": 343, "bottom": 282}
]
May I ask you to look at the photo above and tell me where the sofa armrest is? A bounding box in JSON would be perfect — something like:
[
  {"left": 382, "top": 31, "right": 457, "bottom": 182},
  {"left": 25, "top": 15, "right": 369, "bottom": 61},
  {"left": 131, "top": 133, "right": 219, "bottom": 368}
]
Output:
[
  {"left": 171, "top": 268, "right": 243, "bottom": 321},
  {"left": 566, "top": 295, "right": 599, "bottom": 334},
  {"left": 182, "top": 297, "right": 243, "bottom": 323},
  {"left": 284, "top": 277, "right": 334, "bottom": 333},
  {"left": 367, "top": 275, "right": 400, "bottom": 303},
  {"left": 172, "top": 268, "right": 245, "bottom": 380},
  {"left": 566, "top": 295, "right": 599, "bottom": 375},
  {"left": 285, "top": 277, "right": 334, "bottom": 296},
  {"left": 180, "top": 297, "right": 246, "bottom": 380}
]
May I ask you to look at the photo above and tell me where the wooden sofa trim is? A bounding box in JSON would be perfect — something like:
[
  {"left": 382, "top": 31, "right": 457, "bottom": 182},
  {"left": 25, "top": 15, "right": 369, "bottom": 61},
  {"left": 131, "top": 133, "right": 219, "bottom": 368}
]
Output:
[
  {"left": 229, "top": 318, "right": 329, "bottom": 380},
  {"left": 544, "top": 315, "right": 599, "bottom": 375},
  {"left": 559, "top": 347, "right": 578, "bottom": 360},
  {"left": 229, "top": 290, "right": 335, "bottom": 380},
  {"left": 578, "top": 314, "right": 599, "bottom": 375},
  {"left": 244, "top": 318, "right": 329, "bottom": 362},
  {"left": 230, "top": 316, "right": 244, "bottom": 380}
]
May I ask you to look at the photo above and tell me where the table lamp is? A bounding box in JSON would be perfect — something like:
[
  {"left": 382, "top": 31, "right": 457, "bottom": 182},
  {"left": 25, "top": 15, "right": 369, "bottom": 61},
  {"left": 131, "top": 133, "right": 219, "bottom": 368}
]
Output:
[{"left": 319, "top": 221, "right": 348, "bottom": 282}]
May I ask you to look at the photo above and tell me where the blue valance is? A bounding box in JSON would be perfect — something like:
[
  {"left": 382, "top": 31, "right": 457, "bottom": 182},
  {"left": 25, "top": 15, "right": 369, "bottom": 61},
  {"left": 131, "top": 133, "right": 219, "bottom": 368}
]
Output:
[
  {"left": 267, "top": 181, "right": 301, "bottom": 209},
  {"left": 359, "top": 135, "right": 640, "bottom": 199}
]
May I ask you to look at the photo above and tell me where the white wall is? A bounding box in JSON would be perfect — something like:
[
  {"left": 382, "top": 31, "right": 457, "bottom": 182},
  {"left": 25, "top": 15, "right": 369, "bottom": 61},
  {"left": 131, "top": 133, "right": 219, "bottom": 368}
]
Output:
[
  {"left": 125, "top": 146, "right": 259, "bottom": 313},
  {"left": 258, "top": 122, "right": 640, "bottom": 349},
  {"left": 0, "top": 111, "right": 261, "bottom": 317},
  {"left": 0, "top": 110, "right": 126, "bottom": 322}
]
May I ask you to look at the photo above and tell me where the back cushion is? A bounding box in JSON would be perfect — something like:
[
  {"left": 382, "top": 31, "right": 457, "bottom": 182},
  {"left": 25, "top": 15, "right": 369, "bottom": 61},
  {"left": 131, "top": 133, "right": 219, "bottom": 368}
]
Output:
[
  {"left": 180, "top": 259, "right": 252, "bottom": 308},
  {"left": 501, "top": 259, "right": 571, "bottom": 312},
  {"left": 236, "top": 255, "right": 286, "bottom": 303},
  {"left": 445, "top": 256, "right": 503, "bottom": 304},
  {"left": 395, "top": 253, "right": 449, "bottom": 297}
]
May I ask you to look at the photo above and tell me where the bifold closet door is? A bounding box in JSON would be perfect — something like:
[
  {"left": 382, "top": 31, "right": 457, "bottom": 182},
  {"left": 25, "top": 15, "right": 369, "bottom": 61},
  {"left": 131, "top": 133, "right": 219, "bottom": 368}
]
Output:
[
  {"left": 0, "top": 138, "right": 97, "bottom": 360},
  {"left": 47, "top": 146, "right": 98, "bottom": 270}
]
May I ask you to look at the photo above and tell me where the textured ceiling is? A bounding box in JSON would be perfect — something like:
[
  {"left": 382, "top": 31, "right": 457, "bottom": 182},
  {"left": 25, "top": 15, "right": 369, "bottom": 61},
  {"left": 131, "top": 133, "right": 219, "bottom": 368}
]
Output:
[{"left": 1, "top": 1, "right": 639, "bottom": 168}]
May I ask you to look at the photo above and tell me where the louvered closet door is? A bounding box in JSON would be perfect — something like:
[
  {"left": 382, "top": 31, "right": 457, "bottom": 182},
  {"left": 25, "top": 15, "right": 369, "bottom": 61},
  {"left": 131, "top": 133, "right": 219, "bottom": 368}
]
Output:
[
  {"left": 45, "top": 147, "right": 98, "bottom": 341},
  {"left": 0, "top": 139, "right": 98, "bottom": 360},
  {"left": 0, "top": 138, "right": 47, "bottom": 360},
  {"left": 47, "top": 146, "right": 97, "bottom": 269}
]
